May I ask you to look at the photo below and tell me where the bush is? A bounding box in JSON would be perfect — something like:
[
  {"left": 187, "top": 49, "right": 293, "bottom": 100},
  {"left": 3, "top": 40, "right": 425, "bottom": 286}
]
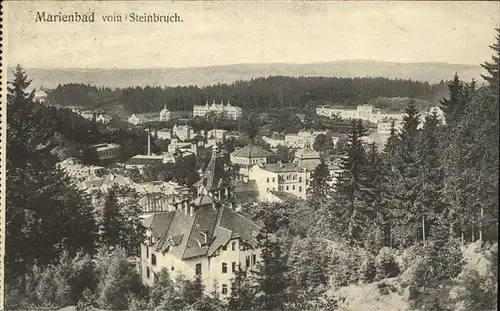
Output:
[
  {"left": 329, "top": 246, "right": 363, "bottom": 287},
  {"left": 357, "top": 251, "right": 376, "bottom": 283},
  {"left": 375, "top": 247, "right": 400, "bottom": 280}
]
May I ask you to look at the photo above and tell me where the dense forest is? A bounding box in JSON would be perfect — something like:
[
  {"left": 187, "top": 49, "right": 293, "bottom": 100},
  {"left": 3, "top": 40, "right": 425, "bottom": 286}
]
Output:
[
  {"left": 5, "top": 29, "right": 499, "bottom": 311},
  {"left": 46, "top": 76, "right": 449, "bottom": 114}
]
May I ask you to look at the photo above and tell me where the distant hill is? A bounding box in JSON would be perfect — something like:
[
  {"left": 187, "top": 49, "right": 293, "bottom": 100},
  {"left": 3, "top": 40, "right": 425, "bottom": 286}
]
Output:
[{"left": 8, "top": 60, "right": 483, "bottom": 89}]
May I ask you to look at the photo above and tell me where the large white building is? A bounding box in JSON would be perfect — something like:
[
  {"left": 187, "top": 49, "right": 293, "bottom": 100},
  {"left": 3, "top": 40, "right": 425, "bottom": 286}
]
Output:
[
  {"left": 316, "top": 104, "right": 397, "bottom": 124},
  {"left": 262, "top": 130, "right": 336, "bottom": 150},
  {"left": 140, "top": 149, "right": 265, "bottom": 297},
  {"left": 247, "top": 148, "right": 340, "bottom": 202},
  {"left": 193, "top": 100, "right": 242, "bottom": 120},
  {"left": 159, "top": 105, "right": 171, "bottom": 121}
]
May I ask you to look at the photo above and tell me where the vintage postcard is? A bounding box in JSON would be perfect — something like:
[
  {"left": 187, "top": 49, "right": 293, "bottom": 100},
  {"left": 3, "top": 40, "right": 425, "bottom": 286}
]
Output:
[{"left": 1, "top": 1, "right": 499, "bottom": 310}]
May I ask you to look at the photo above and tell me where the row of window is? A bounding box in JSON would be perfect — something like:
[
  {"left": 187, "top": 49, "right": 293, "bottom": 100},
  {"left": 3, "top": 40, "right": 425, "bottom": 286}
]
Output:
[
  {"left": 222, "top": 254, "right": 257, "bottom": 274},
  {"left": 279, "top": 185, "right": 302, "bottom": 192}
]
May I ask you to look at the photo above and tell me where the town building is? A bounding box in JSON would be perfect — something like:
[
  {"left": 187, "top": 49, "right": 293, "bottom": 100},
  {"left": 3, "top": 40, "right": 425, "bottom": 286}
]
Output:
[
  {"left": 156, "top": 129, "right": 172, "bottom": 140},
  {"left": 128, "top": 113, "right": 160, "bottom": 125},
  {"left": 316, "top": 103, "right": 405, "bottom": 124},
  {"left": 262, "top": 130, "right": 333, "bottom": 150},
  {"left": 159, "top": 105, "right": 171, "bottom": 121},
  {"left": 230, "top": 144, "right": 274, "bottom": 177},
  {"left": 93, "top": 143, "right": 121, "bottom": 162},
  {"left": 377, "top": 120, "right": 404, "bottom": 134},
  {"left": 246, "top": 148, "right": 339, "bottom": 202},
  {"left": 168, "top": 139, "right": 199, "bottom": 156},
  {"left": 172, "top": 124, "right": 194, "bottom": 141},
  {"left": 34, "top": 89, "right": 48, "bottom": 103},
  {"left": 193, "top": 100, "right": 242, "bottom": 120},
  {"left": 140, "top": 148, "right": 265, "bottom": 297},
  {"left": 96, "top": 114, "right": 112, "bottom": 124}
]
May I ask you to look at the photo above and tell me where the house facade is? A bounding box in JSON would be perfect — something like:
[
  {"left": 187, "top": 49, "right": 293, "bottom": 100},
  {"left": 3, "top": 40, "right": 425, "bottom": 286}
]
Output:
[
  {"left": 247, "top": 148, "right": 329, "bottom": 201},
  {"left": 160, "top": 105, "right": 171, "bottom": 121},
  {"left": 140, "top": 148, "right": 265, "bottom": 297}
]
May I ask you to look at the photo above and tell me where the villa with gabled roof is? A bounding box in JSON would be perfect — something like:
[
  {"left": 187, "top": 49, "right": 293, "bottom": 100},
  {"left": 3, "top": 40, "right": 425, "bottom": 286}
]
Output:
[{"left": 139, "top": 147, "right": 265, "bottom": 297}]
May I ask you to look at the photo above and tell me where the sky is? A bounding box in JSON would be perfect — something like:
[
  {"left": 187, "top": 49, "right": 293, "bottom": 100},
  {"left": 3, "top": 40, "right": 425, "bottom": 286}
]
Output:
[{"left": 5, "top": 1, "right": 500, "bottom": 69}]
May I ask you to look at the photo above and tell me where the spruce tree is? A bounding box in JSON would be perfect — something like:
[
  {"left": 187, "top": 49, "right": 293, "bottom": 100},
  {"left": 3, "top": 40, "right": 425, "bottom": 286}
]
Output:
[
  {"left": 250, "top": 236, "right": 290, "bottom": 310},
  {"left": 415, "top": 113, "right": 445, "bottom": 245},
  {"left": 227, "top": 265, "right": 254, "bottom": 311},
  {"left": 308, "top": 161, "right": 333, "bottom": 205},
  {"left": 6, "top": 66, "right": 98, "bottom": 300},
  {"left": 439, "top": 74, "right": 463, "bottom": 123},
  {"left": 391, "top": 100, "right": 422, "bottom": 246},
  {"left": 100, "top": 190, "right": 122, "bottom": 248},
  {"left": 481, "top": 28, "right": 499, "bottom": 95},
  {"left": 333, "top": 120, "right": 375, "bottom": 244}
]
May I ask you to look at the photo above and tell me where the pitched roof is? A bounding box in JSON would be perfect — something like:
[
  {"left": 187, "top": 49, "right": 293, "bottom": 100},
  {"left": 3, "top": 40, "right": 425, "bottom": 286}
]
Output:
[
  {"left": 231, "top": 144, "right": 274, "bottom": 159},
  {"left": 295, "top": 148, "right": 320, "bottom": 160},
  {"left": 144, "top": 204, "right": 264, "bottom": 260},
  {"left": 201, "top": 151, "right": 232, "bottom": 192}
]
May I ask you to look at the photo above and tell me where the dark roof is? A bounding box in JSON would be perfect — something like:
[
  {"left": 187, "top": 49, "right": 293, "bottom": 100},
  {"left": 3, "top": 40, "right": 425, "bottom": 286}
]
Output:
[
  {"left": 231, "top": 144, "right": 274, "bottom": 159},
  {"left": 259, "top": 163, "right": 301, "bottom": 173},
  {"left": 233, "top": 180, "right": 258, "bottom": 193},
  {"left": 124, "top": 157, "right": 163, "bottom": 166},
  {"left": 201, "top": 151, "right": 232, "bottom": 192},
  {"left": 144, "top": 204, "right": 264, "bottom": 260}
]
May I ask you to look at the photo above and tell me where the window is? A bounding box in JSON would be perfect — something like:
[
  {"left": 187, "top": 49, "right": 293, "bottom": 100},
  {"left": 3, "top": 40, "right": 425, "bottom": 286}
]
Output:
[
  {"left": 151, "top": 254, "right": 157, "bottom": 266},
  {"left": 222, "top": 263, "right": 228, "bottom": 273},
  {"left": 286, "top": 186, "right": 289, "bottom": 191},
  {"left": 245, "top": 256, "right": 250, "bottom": 268},
  {"left": 292, "top": 185, "right": 295, "bottom": 190},
  {"left": 196, "top": 263, "right": 202, "bottom": 276},
  {"left": 252, "top": 254, "right": 257, "bottom": 265},
  {"left": 293, "top": 174, "right": 297, "bottom": 180},
  {"left": 222, "top": 244, "right": 227, "bottom": 251},
  {"left": 232, "top": 262, "right": 236, "bottom": 272},
  {"left": 299, "top": 177, "right": 302, "bottom": 182},
  {"left": 299, "top": 186, "right": 302, "bottom": 192},
  {"left": 272, "top": 177, "right": 275, "bottom": 182},
  {"left": 232, "top": 242, "right": 236, "bottom": 250},
  {"left": 171, "top": 266, "right": 174, "bottom": 271},
  {"left": 267, "top": 177, "right": 269, "bottom": 183},
  {"left": 146, "top": 246, "right": 149, "bottom": 258},
  {"left": 146, "top": 267, "right": 150, "bottom": 279},
  {"left": 222, "top": 284, "right": 228, "bottom": 295}
]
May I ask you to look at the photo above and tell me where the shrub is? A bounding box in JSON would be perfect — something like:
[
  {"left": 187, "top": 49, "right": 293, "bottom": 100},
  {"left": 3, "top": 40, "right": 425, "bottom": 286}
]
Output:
[
  {"left": 357, "top": 251, "right": 376, "bottom": 283},
  {"left": 375, "top": 247, "right": 400, "bottom": 280},
  {"left": 329, "top": 246, "right": 363, "bottom": 287}
]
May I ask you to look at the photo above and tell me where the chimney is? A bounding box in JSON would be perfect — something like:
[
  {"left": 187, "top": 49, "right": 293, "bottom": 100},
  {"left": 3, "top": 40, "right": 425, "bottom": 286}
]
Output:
[
  {"left": 278, "top": 160, "right": 283, "bottom": 168},
  {"left": 147, "top": 126, "right": 151, "bottom": 156},
  {"left": 243, "top": 175, "right": 249, "bottom": 182}
]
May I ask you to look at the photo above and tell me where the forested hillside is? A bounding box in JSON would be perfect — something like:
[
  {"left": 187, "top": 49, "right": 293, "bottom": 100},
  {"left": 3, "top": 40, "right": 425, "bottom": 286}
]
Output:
[{"left": 46, "top": 76, "right": 448, "bottom": 114}]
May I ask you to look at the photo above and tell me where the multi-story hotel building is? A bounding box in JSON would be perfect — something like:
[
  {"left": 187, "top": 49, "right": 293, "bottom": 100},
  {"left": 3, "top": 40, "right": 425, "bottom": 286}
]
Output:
[{"left": 193, "top": 100, "right": 242, "bottom": 120}]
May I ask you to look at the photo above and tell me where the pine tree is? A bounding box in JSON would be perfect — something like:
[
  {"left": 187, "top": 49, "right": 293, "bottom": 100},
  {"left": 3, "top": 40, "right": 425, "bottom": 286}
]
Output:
[
  {"left": 250, "top": 236, "right": 290, "bottom": 310},
  {"left": 481, "top": 28, "right": 500, "bottom": 95}
]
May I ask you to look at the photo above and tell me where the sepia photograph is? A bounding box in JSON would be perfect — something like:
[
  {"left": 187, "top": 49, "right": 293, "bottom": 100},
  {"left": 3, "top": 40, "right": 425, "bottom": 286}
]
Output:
[{"left": 1, "top": 1, "right": 499, "bottom": 310}]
